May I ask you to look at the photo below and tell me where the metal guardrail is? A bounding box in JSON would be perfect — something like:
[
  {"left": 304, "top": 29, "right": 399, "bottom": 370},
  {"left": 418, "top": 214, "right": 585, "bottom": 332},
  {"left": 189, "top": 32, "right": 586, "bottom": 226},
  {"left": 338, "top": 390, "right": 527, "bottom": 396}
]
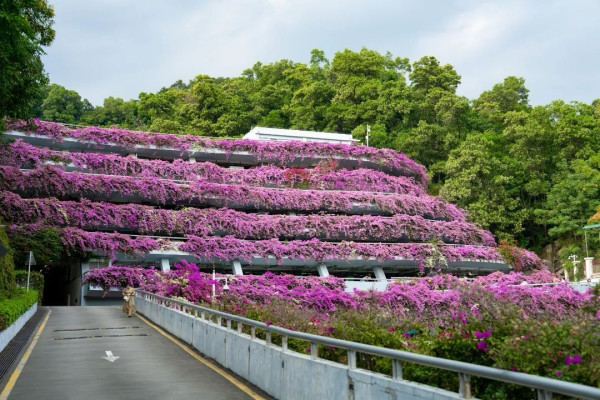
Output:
[{"left": 137, "top": 290, "right": 600, "bottom": 400}]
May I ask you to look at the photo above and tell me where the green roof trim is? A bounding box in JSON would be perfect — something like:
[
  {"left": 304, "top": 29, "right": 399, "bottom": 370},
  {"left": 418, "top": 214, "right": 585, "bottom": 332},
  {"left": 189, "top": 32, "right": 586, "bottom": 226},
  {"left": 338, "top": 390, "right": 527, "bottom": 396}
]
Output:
[{"left": 583, "top": 223, "right": 600, "bottom": 230}]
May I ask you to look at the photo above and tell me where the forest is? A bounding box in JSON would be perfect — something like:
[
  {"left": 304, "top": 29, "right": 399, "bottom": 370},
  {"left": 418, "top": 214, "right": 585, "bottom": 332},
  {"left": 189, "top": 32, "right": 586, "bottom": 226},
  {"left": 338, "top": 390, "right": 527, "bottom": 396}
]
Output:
[{"left": 13, "top": 48, "right": 600, "bottom": 269}]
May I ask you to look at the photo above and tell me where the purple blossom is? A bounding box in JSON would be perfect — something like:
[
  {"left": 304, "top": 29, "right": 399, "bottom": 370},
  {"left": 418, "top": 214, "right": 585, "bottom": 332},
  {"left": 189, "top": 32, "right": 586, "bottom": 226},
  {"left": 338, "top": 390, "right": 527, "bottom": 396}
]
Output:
[
  {"left": 565, "top": 355, "right": 582, "bottom": 365},
  {"left": 474, "top": 330, "right": 491, "bottom": 339}
]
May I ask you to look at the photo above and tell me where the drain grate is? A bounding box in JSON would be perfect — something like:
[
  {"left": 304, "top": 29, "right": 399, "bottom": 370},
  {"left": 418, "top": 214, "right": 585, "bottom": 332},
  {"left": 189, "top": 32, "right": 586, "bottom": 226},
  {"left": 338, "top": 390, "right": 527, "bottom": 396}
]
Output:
[
  {"left": 54, "top": 326, "right": 141, "bottom": 332},
  {"left": 55, "top": 333, "right": 149, "bottom": 340},
  {"left": 0, "top": 308, "right": 48, "bottom": 383}
]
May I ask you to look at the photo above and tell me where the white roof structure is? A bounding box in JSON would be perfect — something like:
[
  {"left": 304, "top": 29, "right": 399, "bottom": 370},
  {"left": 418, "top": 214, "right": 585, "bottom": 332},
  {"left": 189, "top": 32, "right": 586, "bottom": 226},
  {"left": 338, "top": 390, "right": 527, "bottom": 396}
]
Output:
[{"left": 243, "top": 126, "right": 358, "bottom": 144}]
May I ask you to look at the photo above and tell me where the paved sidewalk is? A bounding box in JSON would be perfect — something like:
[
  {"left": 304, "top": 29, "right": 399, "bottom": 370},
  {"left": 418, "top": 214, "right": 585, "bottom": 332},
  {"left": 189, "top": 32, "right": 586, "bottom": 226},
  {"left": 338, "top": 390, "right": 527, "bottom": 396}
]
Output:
[{"left": 5, "top": 307, "right": 261, "bottom": 400}]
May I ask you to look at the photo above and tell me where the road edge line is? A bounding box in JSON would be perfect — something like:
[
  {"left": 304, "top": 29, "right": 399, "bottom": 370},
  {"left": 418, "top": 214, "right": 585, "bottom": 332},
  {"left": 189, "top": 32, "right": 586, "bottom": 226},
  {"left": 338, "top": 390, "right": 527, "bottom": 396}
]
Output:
[
  {"left": 135, "top": 312, "right": 266, "bottom": 400},
  {"left": 0, "top": 309, "right": 51, "bottom": 400}
]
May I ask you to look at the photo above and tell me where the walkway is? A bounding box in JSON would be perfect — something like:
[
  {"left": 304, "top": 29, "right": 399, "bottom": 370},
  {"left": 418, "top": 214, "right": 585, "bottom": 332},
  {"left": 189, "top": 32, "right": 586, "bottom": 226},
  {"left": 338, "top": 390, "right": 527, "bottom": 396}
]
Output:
[{"left": 2, "top": 307, "right": 267, "bottom": 400}]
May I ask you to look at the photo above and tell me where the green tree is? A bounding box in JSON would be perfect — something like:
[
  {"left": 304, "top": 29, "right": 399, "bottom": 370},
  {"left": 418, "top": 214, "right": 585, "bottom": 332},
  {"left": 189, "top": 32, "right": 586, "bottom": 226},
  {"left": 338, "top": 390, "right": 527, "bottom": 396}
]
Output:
[
  {"left": 0, "top": 0, "right": 55, "bottom": 118},
  {"left": 40, "top": 83, "right": 84, "bottom": 123}
]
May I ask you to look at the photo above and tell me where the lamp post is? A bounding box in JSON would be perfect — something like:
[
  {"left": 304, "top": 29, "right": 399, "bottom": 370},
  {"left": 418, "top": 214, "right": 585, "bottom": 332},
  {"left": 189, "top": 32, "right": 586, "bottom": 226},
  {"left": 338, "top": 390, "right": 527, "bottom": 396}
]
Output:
[
  {"left": 366, "top": 124, "right": 370, "bottom": 147},
  {"left": 211, "top": 268, "right": 229, "bottom": 301}
]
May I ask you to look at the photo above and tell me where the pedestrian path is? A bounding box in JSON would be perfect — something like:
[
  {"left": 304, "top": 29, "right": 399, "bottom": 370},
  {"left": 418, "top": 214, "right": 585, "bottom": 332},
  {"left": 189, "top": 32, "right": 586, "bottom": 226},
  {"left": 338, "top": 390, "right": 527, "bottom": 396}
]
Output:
[{"left": 1, "top": 306, "right": 266, "bottom": 400}]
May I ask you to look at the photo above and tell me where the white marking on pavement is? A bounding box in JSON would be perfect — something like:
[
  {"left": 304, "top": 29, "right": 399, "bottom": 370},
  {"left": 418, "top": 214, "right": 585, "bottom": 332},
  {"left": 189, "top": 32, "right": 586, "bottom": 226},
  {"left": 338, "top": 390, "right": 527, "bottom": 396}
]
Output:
[{"left": 102, "top": 350, "right": 120, "bottom": 362}]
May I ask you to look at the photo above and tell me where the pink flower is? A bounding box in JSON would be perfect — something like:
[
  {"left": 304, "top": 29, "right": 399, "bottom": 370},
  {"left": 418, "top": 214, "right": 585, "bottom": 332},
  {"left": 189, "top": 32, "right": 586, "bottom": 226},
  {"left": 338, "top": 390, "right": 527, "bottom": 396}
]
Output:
[
  {"left": 476, "top": 341, "right": 488, "bottom": 352},
  {"left": 565, "top": 355, "right": 582, "bottom": 365},
  {"left": 387, "top": 326, "right": 396, "bottom": 332},
  {"left": 556, "top": 371, "right": 562, "bottom": 377},
  {"left": 474, "top": 330, "right": 491, "bottom": 339}
]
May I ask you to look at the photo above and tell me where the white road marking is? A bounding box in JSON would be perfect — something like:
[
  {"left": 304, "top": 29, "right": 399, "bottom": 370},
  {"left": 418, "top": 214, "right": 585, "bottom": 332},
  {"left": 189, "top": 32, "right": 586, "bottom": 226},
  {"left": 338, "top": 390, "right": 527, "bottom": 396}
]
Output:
[{"left": 102, "top": 350, "right": 120, "bottom": 362}]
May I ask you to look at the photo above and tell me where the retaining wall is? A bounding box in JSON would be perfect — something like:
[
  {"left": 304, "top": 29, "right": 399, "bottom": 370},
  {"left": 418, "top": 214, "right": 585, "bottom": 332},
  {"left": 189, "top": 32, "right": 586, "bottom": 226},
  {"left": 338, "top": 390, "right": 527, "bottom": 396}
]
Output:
[{"left": 136, "top": 296, "right": 465, "bottom": 400}]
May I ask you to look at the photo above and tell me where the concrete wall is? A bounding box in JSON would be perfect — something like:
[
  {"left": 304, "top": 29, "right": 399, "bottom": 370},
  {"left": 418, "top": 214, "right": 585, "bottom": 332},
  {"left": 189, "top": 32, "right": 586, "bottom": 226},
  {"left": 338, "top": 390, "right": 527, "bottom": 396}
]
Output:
[{"left": 136, "top": 296, "right": 465, "bottom": 400}]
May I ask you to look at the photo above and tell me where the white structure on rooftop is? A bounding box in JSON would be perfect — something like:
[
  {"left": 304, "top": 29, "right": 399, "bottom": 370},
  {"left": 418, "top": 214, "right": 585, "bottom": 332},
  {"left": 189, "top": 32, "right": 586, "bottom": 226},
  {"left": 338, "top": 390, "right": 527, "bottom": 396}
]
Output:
[{"left": 243, "top": 126, "right": 358, "bottom": 144}]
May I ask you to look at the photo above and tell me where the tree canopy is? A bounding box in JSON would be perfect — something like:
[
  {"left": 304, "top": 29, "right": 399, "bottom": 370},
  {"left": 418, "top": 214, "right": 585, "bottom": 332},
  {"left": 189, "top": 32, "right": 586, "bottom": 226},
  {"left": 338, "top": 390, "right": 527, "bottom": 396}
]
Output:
[{"left": 0, "top": 0, "right": 55, "bottom": 118}]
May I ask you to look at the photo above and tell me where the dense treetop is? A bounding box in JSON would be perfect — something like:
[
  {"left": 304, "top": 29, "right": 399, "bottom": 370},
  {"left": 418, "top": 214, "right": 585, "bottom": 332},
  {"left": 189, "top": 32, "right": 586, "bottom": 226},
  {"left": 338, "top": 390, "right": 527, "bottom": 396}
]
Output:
[{"left": 11, "top": 48, "right": 600, "bottom": 269}]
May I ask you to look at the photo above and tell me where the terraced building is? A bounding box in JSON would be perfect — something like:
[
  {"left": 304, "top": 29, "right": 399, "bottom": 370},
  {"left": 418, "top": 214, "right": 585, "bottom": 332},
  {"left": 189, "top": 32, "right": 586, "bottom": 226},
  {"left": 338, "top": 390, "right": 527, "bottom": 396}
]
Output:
[{"left": 0, "top": 120, "right": 540, "bottom": 305}]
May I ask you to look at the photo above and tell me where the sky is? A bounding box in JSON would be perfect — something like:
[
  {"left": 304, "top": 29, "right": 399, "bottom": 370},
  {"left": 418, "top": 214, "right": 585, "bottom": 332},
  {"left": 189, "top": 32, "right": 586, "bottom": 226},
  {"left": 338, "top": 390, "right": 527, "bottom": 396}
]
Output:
[{"left": 42, "top": 0, "right": 600, "bottom": 106}]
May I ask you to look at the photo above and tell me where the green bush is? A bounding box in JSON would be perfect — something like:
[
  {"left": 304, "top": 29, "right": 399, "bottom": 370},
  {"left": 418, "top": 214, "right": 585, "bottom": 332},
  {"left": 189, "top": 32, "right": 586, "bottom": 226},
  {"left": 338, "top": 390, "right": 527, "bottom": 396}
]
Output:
[
  {"left": 0, "top": 221, "right": 16, "bottom": 297},
  {"left": 0, "top": 288, "right": 38, "bottom": 331},
  {"left": 14, "top": 270, "right": 44, "bottom": 303}
]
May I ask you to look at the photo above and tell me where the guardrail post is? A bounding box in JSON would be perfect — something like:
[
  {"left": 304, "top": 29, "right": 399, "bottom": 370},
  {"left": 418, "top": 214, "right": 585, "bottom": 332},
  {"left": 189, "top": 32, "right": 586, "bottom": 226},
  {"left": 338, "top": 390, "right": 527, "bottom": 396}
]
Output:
[
  {"left": 282, "top": 336, "right": 288, "bottom": 351},
  {"left": 459, "top": 373, "right": 472, "bottom": 399},
  {"left": 347, "top": 350, "right": 356, "bottom": 369},
  {"left": 226, "top": 319, "right": 232, "bottom": 330},
  {"left": 251, "top": 327, "right": 256, "bottom": 340},
  {"left": 237, "top": 322, "right": 243, "bottom": 334},
  {"left": 217, "top": 316, "right": 222, "bottom": 326},
  {"left": 200, "top": 311, "right": 205, "bottom": 320},
  {"left": 392, "top": 359, "right": 403, "bottom": 380},
  {"left": 537, "top": 389, "right": 552, "bottom": 400},
  {"left": 310, "top": 343, "right": 318, "bottom": 360},
  {"left": 266, "top": 331, "right": 272, "bottom": 345}
]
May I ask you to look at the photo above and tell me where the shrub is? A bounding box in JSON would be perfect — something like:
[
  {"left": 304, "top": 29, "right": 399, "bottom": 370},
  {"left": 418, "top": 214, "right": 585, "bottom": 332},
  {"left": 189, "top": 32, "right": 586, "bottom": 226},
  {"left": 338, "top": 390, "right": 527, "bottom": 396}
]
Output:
[
  {"left": 0, "top": 288, "right": 38, "bottom": 331},
  {"left": 14, "top": 270, "right": 44, "bottom": 303},
  {"left": 0, "top": 220, "right": 15, "bottom": 297}
]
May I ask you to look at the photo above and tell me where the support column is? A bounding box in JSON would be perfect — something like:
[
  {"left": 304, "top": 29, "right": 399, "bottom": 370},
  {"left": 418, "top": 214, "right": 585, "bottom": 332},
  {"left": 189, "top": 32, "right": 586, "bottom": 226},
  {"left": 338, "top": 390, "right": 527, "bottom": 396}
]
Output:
[
  {"left": 81, "top": 261, "right": 90, "bottom": 307},
  {"left": 232, "top": 260, "right": 244, "bottom": 275},
  {"left": 373, "top": 266, "right": 386, "bottom": 281},
  {"left": 585, "top": 257, "right": 594, "bottom": 280},
  {"left": 160, "top": 258, "right": 171, "bottom": 271},
  {"left": 316, "top": 264, "right": 329, "bottom": 277}
]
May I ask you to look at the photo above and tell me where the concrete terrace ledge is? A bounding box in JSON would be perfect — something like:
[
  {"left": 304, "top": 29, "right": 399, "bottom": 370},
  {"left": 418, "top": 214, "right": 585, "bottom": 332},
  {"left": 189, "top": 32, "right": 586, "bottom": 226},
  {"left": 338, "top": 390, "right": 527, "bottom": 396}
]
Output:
[
  {"left": 135, "top": 291, "right": 600, "bottom": 400},
  {"left": 4, "top": 131, "right": 420, "bottom": 179},
  {"left": 0, "top": 302, "right": 37, "bottom": 352}
]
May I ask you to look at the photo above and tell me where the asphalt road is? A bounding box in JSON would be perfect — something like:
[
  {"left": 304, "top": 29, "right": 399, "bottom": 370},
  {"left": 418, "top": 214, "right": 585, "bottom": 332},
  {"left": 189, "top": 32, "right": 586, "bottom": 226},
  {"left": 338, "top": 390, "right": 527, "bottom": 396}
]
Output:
[{"left": 6, "top": 306, "right": 260, "bottom": 400}]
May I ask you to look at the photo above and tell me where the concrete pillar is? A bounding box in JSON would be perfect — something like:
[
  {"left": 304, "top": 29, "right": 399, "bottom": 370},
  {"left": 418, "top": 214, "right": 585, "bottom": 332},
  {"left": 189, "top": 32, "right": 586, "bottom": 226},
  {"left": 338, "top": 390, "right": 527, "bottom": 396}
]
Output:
[
  {"left": 232, "top": 260, "right": 244, "bottom": 275},
  {"left": 316, "top": 264, "right": 329, "bottom": 277},
  {"left": 574, "top": 263, "right": 579, "bottom": 280},
  {"left": 80, "top": 261, "right": 90, "bottom": 307},
  {"left": 160, "top": 258, "right": 171, "bottom": 271},
  {"left": 373, "top": 266, "right": 386, "bottom": 281},
  {"left": 563, "top": 268, "right": 569, "bottom": 281},
  {"left": 585, "top": 257, "right": 594, "bottom": 280}
]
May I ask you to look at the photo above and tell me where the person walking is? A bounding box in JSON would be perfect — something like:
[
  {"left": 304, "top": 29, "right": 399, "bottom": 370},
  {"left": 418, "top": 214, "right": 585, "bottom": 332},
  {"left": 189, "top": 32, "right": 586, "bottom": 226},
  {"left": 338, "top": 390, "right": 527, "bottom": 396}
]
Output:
[{"left": 122, "top": 285, "right": 136, "bottom": 317}]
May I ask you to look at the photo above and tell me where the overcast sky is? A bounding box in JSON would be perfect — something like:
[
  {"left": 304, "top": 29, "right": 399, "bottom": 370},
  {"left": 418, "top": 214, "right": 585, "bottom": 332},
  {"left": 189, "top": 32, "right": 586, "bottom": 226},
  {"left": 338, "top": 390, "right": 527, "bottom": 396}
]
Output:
[{"left": 43, "top": 0, "right": 600, "bottom": 106}]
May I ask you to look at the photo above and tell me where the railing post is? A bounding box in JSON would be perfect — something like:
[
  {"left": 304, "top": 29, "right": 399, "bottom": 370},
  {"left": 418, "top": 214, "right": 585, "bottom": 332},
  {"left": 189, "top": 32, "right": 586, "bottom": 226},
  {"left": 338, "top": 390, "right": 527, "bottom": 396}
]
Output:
[
  {"left": 392, "top": 359, "right": 403, "bottom": 380},
  {"left": 282, "top": 336, "right": 288, "bottom": 351},
  {"left": 226, "top": 319, "right": 231, "bottom": 330},
  {"left": 537, "top": 389, "right": 553, "bottom": 400},
  {"left": 266, "top": 331, "right": 272, "bottom": 345},
  {"left": 347, "top": 350, "right": 356, "bottom": 369},
  {"left": 217, "top": 316, "right": 222, "bottom": 326},
  {"left": 459, "top": 373, "right": 472, "bottom": 399},
  {"left": 237, "top": 322, "right": 243, "bottom": 334},
  {"left": 251, "top": 327, "right": 256, "bottom": 340},
  {"left": 310, "top": 343, "right": 318, "bottom": 360},
  {"left": 200, "top": 311, "right": 206, "bottom": 320}
]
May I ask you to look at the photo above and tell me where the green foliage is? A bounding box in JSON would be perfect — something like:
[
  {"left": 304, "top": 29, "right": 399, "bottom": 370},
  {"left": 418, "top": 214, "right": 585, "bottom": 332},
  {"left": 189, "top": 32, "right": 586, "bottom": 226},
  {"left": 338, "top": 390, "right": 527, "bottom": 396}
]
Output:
[
  {"left": 0, "top": 221, "right": 15, "bottom": 297},
  {"left": 10, "top": 227, "right": 64, "bottom": 270},
  {"left": 0, "top": 0, "right": 55, "bottom": 118},
  {"left": 14, "top": 270, "right": 44, "bottom": 303},
  {"left": 0, "top": 288, "right": 38, "bottom": 331}
]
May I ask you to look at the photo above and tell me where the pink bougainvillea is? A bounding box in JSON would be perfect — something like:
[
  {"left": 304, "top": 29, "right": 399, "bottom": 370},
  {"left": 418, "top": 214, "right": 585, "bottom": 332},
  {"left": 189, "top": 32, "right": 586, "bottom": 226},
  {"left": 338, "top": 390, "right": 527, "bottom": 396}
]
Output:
[{"left": 5, "top": 119, "right": 428, "bottom": 184}]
